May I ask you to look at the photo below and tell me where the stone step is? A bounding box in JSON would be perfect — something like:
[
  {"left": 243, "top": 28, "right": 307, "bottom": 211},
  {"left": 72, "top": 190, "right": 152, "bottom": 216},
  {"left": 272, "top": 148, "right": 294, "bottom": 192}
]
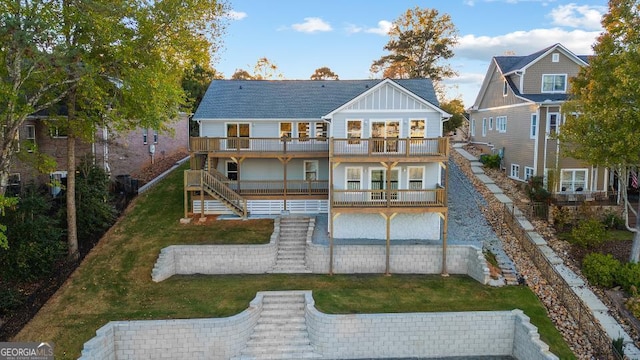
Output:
[
  {"left": 260, "top": 308, "right": 305, "bottom": 318},
  {"left": 246, "top": 335, "right": 311, "bottom": 347},
  {"left": 262, "top": 303, "right": 305, "bottom": 312},
  {"left": 278, "top": 244, "right": 305, "bottom": 250},
  {"left": 276, "top": 251, "right": 305, "bottom": 258},
  {"left": 273, "top": 259, "right": 305, "bottom": 266},
  {"left": 236, "top": 350, "right": 321, "bottom": 360},
  {"left": 241, "top": 344, "right": 317, "bottom": 356},
  {"left": 278, "top": 248, "right": 305, "bottom": 254},
  {"left": 269, "top": 268, "right": 312, "bottom": 274},
  {"left": 253, "top": 322, "right": 307, "bottom": 332},
  {"left": 262, "top": 295, "right": 305, "bottom": 304}
]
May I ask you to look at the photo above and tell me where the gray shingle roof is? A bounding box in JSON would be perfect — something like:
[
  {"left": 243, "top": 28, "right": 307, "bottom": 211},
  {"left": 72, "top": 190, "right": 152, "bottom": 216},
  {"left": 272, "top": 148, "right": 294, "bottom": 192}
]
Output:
[
  {"left": 495, "top": 44, "right": 589, "bottom": 75},
  {"left": 193, "top": 79, "right": 439, "bottom": 120}
]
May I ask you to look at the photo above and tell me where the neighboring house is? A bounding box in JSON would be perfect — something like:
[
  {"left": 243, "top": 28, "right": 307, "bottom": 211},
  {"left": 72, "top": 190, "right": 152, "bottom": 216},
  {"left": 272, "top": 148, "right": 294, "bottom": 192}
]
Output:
[
  {"left": 186, "top": 79, "right": 450, "bottom": 244},
  {"left": 468, "top": 43, "right": 609, "bottom": 199},
  {"left": 8, "top": 113, "right": 189, "bottom": 196}
]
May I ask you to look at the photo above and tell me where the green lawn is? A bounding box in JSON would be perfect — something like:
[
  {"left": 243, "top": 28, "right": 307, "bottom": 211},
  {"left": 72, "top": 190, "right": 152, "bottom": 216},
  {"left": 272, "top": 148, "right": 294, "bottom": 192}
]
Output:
[{"left": 14, "top": 164, "right": 575, "bottom": 359}]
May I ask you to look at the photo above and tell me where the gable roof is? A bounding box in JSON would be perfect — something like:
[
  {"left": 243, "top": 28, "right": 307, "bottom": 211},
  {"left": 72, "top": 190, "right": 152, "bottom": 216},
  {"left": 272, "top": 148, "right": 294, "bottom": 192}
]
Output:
[
  {"left": 495, "top": 43, "right": 589, "bottom": 75},
  {"left": 193, "top": 79, "right": 440, "bottom": 120}
]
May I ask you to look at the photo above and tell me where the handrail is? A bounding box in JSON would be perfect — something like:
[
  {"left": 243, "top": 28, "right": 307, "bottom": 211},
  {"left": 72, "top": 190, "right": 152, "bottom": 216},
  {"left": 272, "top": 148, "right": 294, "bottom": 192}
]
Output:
[
  {"left": 201, "top": 171, "right": 245, "bottom": 213},
  {"left": 332, "top": 188, "right": 445, "bottom": 207},
  {"left": 331, "top": 137, "right": 448, "bottom": 157},
  {"left": 190, "top": 137, "right": 329, "bottom": 153}
]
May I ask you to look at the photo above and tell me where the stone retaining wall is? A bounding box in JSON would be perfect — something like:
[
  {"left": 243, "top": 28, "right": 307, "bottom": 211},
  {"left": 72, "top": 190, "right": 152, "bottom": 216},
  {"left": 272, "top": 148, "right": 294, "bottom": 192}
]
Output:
[
  {"left": 79, "top": 291, "right": 558, "bottom": 360},
  {"left": 152, "top": 216, "right": 490, "bottom": 283},
  {"left": 78, "top": 294, "right": 263, "bottom": 360}
]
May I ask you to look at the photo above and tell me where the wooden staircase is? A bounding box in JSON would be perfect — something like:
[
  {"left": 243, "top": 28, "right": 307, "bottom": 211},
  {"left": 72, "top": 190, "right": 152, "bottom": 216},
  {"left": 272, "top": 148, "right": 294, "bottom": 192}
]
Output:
[{"left": 198, "top": 169, "right": 248, "bottom": 218}]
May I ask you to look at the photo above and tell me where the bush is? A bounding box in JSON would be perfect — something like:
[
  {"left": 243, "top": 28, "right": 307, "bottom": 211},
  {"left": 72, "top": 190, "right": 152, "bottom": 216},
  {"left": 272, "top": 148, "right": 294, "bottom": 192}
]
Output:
[
  {"left": 0, "top": 288, "right": 25, "bottom": 317},
  {"left": 582, "top": 253, "right": 621, "bottom": 288},
  {"left": 0, "top": 186, "right": 66, "bottom": 282},
  {"left": 525, "top": 176, "right": 551, "bottom": 203},
  {"left": 551, "top": 206, "right": 572, "bottom": 232},
  {"left": 570, "top": 218, "right": 606, "bottom": 248},
  {"left": 602, "top": 210, "right": 624, "bottom": 230},
  {"left": 616, "top": 262, "right": 640, "bottom": 292},
  {"left": 479, "top": 153, "right": 501, "bottom": 169}
]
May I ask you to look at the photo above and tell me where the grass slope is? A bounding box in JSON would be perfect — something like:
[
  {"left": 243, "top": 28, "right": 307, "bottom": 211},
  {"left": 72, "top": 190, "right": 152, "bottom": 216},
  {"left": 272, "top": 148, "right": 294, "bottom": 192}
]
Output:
[{"left": 14, "top": 164, "right": 574, "bottom": 359}]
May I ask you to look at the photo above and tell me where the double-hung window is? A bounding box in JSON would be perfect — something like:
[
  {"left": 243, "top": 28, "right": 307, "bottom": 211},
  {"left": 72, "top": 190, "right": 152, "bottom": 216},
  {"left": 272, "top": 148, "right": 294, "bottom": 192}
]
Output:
[
  {"left": 408, "top": 167, "right": 424, "bottom": 189},
  {"left": 26, "top": 125, "right": 36, "bottom": 152},
  {"left": 542, "top": 74, "right": 567, "bottom": 93},
  {"left": 510, "top": 164, "right": 520, "bottom": 179},
  {"left": 530, "top": 114, "right": 537, "bottom": 139},
  {"left": 481, "top": 118, "right": 486, "bottom": 136},
  {"left": 524, "top": 167, "right": 535, "bottom": 181},
  {"left": 470, "top": 119, "right": 475, "bottom": 136},
  {"left": 298, "top": 122, "right": 310, "bottom": 141},
  {"left": 304, "top": 160, "right": 318, "bottom": 181},
  {"left": 347, "top": 120, "right": 362, "bottom": 144},
  {"left": 496, "top": 116, "right": 507, "bottom": 133},
  {"left": 226, "top": 161, "right": 238, "bottom": 180},
  {"left": 280, "top": 122, "right": 292, "bottom": 138}
]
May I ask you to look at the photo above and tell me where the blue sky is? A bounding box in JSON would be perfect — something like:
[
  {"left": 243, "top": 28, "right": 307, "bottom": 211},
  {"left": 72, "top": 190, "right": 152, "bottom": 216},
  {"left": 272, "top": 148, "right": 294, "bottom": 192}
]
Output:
[{"left": 215, "top": 0, "right": 608, "bottom": 106}]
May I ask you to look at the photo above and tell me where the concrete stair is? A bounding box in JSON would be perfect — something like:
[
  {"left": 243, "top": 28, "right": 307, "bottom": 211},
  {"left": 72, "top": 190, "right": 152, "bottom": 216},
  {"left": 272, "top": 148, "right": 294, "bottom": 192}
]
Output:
[
  {"left": 269, "top": 217, "right": 311, "bottom": 274},
  {"left": 235, "top": 293, "right": 321, "bottom": 360}
]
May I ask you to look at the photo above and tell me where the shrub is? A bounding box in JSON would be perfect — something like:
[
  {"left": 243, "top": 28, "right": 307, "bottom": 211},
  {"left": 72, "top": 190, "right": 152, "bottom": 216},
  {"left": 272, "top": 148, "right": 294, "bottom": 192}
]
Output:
[
  {"left": 570, "top": 218, "right": 606, "bottom": 248},
  {"left": 616, "top": 262, "right": 640, "bottom": 292},
  {"left": 479, "top": 153, "right": 501, "bottom": 169},
  {"left": 602, "top": 210, "right": 624, "bottom": 230},
  {"left": 551, "top": 206, "right": 572, "bottom": 232},
  {"left": 525, "top": 176, "right": 551, "bottom": 203},
  {"left": 0, "top": 186, "right": 66, "bottom": 282},
  {"left": 0, "top": 288, "right": 25, "bottom": 317},
  {"left": 582, "top": 253, "right": 621, "bottom": 288}
]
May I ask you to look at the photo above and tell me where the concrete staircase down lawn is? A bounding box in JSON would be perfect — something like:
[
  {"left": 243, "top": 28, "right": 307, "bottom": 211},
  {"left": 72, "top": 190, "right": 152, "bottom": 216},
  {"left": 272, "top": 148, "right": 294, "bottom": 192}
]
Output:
[
  {"left": 235, "top": 292, "right": 321, "bottom": 360},
  {"left": 269, "top": 217, "right": 311, "bottom": 274}
]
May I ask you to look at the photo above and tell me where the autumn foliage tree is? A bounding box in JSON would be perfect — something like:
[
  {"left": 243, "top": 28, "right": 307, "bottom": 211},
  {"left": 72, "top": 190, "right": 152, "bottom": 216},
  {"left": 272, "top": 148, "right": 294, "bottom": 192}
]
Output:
[
  {"left": 559, "top": 0, "right": 640, "bottom": 262},
  {"left": 310, "top": 66, "right": 339, "bottom": 80},
  {"left": 370, "top": 7, "right": 458, "bottom": 82}
]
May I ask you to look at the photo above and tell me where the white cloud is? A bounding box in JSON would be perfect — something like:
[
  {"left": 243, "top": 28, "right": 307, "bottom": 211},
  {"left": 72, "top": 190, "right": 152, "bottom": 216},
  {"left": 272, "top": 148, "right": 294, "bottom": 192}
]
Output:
[
  {"left": 345, "top": 24, "right": 363, "bottom": 34},
  {"left": 455, "top": 28, "right": 599, "bottom": 61},
  {"left": 548, "top": 3, "right": 606, "bottom": 30},
  {"left": 291, "top": 17, "right": 332, "bottom": 33},
  {"left": 365, "top": 20, "right": 393, "bottom": 35},
  {"left": 226, "top": 10, "right": 247, "bottom": 20}
]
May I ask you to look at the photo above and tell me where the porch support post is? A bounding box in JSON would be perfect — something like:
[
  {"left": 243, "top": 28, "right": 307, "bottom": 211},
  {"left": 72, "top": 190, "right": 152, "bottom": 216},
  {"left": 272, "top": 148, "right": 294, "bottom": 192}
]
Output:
[
  {"left": 439, "top": 212, "right": 449, "bottom": 276},
  {"left": 380, "top": 212, "right": 397, "bottom": 276},
  {"left": 330, "top": 213, "right": 340, "bottom": 275},
  {"left": 200, "top": 170, "right": 205, "bottom": 221},
  {"left": 278, "top": 157, "right": 292, "bottom": 211},
  {"left": 184, "top": 171, "right": 188, "bottom": 219}
]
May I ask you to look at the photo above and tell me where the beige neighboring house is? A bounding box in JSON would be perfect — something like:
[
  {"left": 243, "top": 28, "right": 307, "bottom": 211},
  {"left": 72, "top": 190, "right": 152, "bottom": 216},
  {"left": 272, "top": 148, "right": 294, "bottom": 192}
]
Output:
[
  {"left": 468, "top": 43, "right": 609, "bottom": 198},
  {"left": 8, "top": 113, "right": 189, "bottom": 196}
]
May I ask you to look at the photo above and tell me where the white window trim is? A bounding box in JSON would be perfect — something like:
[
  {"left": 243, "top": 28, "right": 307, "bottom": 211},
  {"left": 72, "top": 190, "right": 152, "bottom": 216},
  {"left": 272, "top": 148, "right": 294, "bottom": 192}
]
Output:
[
  {"left": 143, "top": 129, "right": 148, "bottom": 144},
  {"left": 552, "top": 53, "right": 559, "bottom": 62},
  {"left": 541, "top": 74, "right": 567, "bottom": 93},
  {"left": 496, "top": 116, "right": 507, "bottom": 133},
  {"left": 225, "top": 160, "right": 239, "bottom": 180},
  {"left": 409, "top": 119, "right": 426, "bottom": 139},
  {"left": 524, "top": 166, "right": 535, "bottom": 181},
  {"left": 530, "top": 114, "right": 537, "bottom": 139},
  {"left": 510, "top": 164, "right": 520, "bottom": 180},
  {"left": 488, "top": 117, "right": 493, "bottom": 131},
  {"left": 345, "top": 166, "right": 363, "bottom": 190},
  {"left": 546, "top": 113, "right": 561, "bottom": 136},
  {"left": 26, "top": 124, "right": 36, "bottom": 152},
  {"left": 153, "top": 130, "right": 158, "bottom": 144},
  {"left": 560, "top": 168, "right": 589, "bottom": 192},
  {"left": 346, "top": 119, "right": 363, "bottom": 141},
  {"left": 303, "top": 160, "right": 319, "bottom": 181},
  {"left": 407, "top": 166, "right": 425, "bottom": 189},
  {"left": 481, "top": 118, "right": 486, "bottom": 137},
  {"left": 279, "top": 122, "right": 292, "bottom": 138},
  {"left": 503, "top": 80, "right": 508, "bottom": 96},
  {"left": 369, "top": 118, "right": 402, "bottom": 138},
  {"left": 470, "top": 119, "right": 476, "bottom": 137}
]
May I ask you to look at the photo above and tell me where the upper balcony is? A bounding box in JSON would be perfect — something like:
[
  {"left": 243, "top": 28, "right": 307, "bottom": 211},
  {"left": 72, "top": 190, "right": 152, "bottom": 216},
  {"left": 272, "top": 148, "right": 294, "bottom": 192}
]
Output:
[{"left": 189, "top": 136, "right": 448, "bottom": 162}]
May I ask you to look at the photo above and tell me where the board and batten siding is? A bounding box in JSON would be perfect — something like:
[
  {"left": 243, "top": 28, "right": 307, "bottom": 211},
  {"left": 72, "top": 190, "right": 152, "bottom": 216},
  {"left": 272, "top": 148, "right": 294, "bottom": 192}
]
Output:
[{"left": 215, "top": 158, "right": 329, "bottom": 181}]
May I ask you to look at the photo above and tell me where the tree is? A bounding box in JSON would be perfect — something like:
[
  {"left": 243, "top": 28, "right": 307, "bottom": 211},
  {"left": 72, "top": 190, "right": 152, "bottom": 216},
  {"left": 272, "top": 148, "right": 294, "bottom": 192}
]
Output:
[
  {"left": 1, "top": 0, "right": 227, "bottom": 259},
  {"left": 559, "top": 0, "right": 640, "bottom": 262},
  {"left": 182, "top": 62, "right": 223, "bottom": 113},
  {"left": 370, "top": 7, "right": 458, "bottom": 82},
  {"left": 310, "top": 66, "right": 339, "bottom": 80},
  {"left": 230, "top": 57, "right": 283, "bottom": 80},
  {"left": 439, "top": 98, "right": 466, "bottom": 134}
]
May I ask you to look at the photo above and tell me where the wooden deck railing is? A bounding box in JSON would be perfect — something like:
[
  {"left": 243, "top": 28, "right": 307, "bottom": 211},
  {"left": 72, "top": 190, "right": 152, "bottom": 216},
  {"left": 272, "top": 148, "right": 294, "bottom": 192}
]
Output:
[
  {"left": 331, "top": 137, "right": 448, "bottom": 158},
  {"left": 226, "top": 180, "right": 328, "bottom": 196},
  {"left": 332, "top": 188, "right": 445, "bottom": 208},
  {"left": 190, "top": 137, "right": 329, "bottom": 153},
  {"left": 190, "top": 136, "right": 448, "bottom": 158}
]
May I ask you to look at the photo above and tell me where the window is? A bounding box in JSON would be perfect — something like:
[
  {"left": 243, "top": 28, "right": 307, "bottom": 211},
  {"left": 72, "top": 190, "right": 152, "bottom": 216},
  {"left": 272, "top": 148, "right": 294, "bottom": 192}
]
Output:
[
  {"left": 489, "top": 117, "right": 493, "bottom": 131},
  {"left": 347, "top": 120, "right": 361, "bottom": 144},
  {"left": 304, "top": 160, "right": 318, "bottom": 181},
  {"left": 50, "top": 124, "right": 67, "bottom": 138},
  {"left": 561, "top": 169, "right": 587, "bottom": 192},
  {"left": 503, "top": 80, "right": 508, "bottom": 96},
  {"left": 530, "top": 114, "right": 537, "bottom": 139},
  {"left": 143, "top": 129, "right": 148, "bottom": 144},
  {"left": 525, "top": 167, "right": 535, "bottom": 180},
  {"left": 315, "top": 122, "right": 328, "bottom": 140},
  {"left": 542, "top": 74, "right": 567, "bottom": 92},
  {"left": 470, "top": 119, "right": 475, "bottom": 136},
  {"left": 410, "top": 119, "right": 425, "bottom": 138},
  {"left": 496, "top": 116, "right": 507, "bottom": 133},
  {"left": 226, "top": 161, "right": 238, "bottom": 180},
  {"left": 297, "top": 122, "right": 310, "bottom": 141},
  {"left": 279, "top": 122, "right": 292, "bottom": 138},
  {"left": 481, "top": 118, "right": 486, "bottom": 137},
  {"left": 26, "top": 125, "right": 36, "bottom": 152},
  {"left": 226, "top": 123, "right": 250, "bottom": 149},
  {"left": 153, "top": 130, "right": 158, "bottom": 144},
  {"left": 547, "top": 113, "right": 560, "bottom": 134},
  {"left": 7, "top": 173, "right": 20, "bottom": 195},
  {"left": 552, "top": 53, "right": 560, "bottom": 62},
  {"left": 50, "top": 171, "right": 67, "bottom": 197},
  {"left": 408, "top": 167, "right": 424, "bottom": 189},
  {"left": 346, "top": 167, "right": 362, "bottom": 190},
  {"left": 510, "top": 164, "right": 520, "bottom": 179}
]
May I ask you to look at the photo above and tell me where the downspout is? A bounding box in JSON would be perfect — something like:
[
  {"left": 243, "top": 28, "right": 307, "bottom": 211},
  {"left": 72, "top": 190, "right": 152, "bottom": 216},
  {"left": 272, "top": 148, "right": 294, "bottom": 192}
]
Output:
[
  {"left": 532, "top": 107, "right": 540, "bottom": 176},
  {"left": 103, "top": 126, "right": 110, "bottom": 175}
]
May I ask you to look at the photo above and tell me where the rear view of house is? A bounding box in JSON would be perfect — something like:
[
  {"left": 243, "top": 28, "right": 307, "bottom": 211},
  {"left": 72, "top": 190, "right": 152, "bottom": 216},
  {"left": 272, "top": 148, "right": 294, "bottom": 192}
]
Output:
[
  {"left": 185, "top": 78, "right": 450, "bottom": 246},
  {"left": 468, "top": 43, "right": 610, "bottom": 200}
]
